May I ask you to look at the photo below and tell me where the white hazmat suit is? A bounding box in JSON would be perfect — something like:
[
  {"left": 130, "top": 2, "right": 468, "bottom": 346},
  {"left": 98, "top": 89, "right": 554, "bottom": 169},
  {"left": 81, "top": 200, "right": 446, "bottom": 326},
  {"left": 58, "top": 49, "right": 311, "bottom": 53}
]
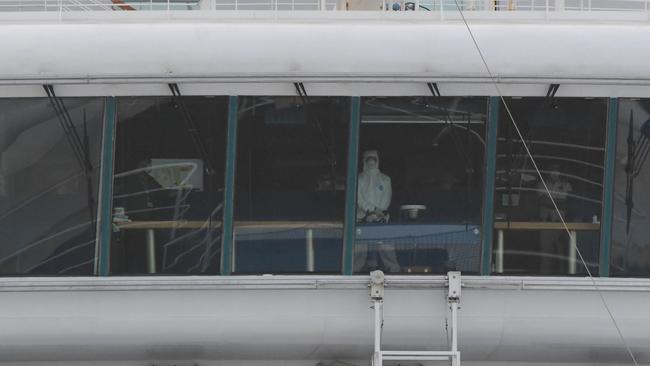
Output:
[
  {"left": 356, "top": 150, "right": 392, "bottom": 221},
  {"left": 354, "top": 150, "right": 400, "bottom": 273}
]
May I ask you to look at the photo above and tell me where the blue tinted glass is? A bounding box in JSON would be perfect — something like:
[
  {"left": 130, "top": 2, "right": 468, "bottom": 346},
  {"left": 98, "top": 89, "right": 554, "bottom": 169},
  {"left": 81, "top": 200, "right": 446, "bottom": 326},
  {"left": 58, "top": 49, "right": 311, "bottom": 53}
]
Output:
[
  {"left": 354, "top": 97, "right": 487, "bottom": 274},
  {"left": 0, "top": 97, "right": 104, "bottom": 275},
  {"left": 111, "top": 96, "right": 228, "bottom": 275},
  {"left": 494, "top": 98, "right": 606, "bottom": 275},
  {"left": 233, "top": 96, "right": 349, "bottom": 274},
  {"left": 612, "top": 99, "right": 650, "bottom": 277}
]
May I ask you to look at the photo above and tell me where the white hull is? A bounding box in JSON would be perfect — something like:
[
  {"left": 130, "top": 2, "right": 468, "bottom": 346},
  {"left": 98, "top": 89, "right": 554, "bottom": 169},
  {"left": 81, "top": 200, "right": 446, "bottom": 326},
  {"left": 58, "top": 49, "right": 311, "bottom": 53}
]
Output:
[{"left": 0, "top": 275, "right": 648, "bottom": 364}]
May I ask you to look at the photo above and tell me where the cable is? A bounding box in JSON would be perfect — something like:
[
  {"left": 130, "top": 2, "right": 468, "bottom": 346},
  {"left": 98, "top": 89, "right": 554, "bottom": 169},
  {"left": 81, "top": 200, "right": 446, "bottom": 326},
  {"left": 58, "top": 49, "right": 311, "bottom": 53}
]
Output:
[{"left": 449, "top": 2, "right": 639, "bottom": 365}]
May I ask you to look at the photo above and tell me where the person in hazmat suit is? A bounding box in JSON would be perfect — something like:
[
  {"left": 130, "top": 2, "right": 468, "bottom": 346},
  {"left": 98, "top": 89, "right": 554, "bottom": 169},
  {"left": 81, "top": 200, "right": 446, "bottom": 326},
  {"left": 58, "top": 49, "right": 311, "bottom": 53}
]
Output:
[{"left": 354, "top": 150, "right": 401, "bottom": 273}]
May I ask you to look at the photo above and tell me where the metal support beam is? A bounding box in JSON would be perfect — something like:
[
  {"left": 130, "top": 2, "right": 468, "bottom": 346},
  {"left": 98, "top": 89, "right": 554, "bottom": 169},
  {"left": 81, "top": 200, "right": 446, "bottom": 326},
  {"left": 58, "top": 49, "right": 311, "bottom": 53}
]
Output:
[
  {"left": 599, "top": 97, "right": 618, "bottom": 277},
  {"left": 343, "top": 97, "right": 361, "bottom": 275},
  {"left": 294, "top": 82, "right": 307, "bottom": 99},
  {"left": 221, "top": 96, "right": 239, "bottom": 275},
  {"left": 481, "top": 97, "right": 500, "bottom": 275},
  {"left": 427, "top": 82, "right": 441, "bottom": 97},
  {"left": 546, "top": 83, "right": 560, "bottom": 98},
  {"left": 95, "top": 96, "right": 117, "bottom": 276}
]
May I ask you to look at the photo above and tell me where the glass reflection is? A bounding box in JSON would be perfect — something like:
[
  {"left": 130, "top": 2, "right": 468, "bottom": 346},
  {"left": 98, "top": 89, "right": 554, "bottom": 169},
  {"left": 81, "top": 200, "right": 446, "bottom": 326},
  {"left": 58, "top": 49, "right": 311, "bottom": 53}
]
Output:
[
  {"left": 612, "top": 99, "right": 650, "bottom": 276},
  {"left": 493, "top": 98, "right": 606, "bottom": 275},
  {"left": 111, "top": 96, "right": 228, "bottom": 275},
  {"left": 234, "top": 96, "right": 349, "bottom": 273},
  {"left": 0, "top": 98, "right": 103, "bottom": 275},
  {"left": 354, "top": 97, "right": 487, "bottom": 274}
]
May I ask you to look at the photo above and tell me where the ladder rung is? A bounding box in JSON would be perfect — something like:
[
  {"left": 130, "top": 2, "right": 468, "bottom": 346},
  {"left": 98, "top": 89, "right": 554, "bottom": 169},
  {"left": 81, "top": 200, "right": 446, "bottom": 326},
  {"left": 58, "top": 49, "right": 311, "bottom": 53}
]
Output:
[
  {"left": 381, "top": 350, "right": 458, "bottom": 361},
  {"left": 382, "top": 351, "right": 456, "bottom": 356},
  {"left": 383, "top": 355, "right": 450, "bottom": 361}
]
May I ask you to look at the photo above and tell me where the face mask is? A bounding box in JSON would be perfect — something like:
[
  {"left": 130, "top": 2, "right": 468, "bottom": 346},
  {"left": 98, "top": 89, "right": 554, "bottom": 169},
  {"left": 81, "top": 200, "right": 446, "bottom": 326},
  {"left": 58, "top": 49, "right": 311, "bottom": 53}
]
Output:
[{"left": 365, "top": 160, "right": 378, "bottom": 170}]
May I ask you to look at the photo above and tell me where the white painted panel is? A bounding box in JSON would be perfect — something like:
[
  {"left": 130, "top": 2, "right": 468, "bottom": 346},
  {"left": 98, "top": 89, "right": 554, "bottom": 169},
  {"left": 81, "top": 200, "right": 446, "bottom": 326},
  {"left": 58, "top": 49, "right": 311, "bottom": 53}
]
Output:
[
  {"left": 1, "top": 21, "right": 650, "bottom": 97},
  {"left": 0, "top": 276, "right": 648, "bottom": 364}
]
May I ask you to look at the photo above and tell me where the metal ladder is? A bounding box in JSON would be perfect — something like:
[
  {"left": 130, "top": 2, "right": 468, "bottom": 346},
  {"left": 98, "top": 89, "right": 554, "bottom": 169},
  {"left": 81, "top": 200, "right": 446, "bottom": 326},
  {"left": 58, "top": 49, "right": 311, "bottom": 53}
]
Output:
[{"left": 370, "top": 270, "right": 461, "bottom": 366}]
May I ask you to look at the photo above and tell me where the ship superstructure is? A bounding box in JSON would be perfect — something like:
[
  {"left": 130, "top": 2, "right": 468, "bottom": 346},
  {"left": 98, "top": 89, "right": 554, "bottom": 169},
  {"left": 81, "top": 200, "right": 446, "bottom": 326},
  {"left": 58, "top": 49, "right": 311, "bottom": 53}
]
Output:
[{"left": 1, "top": 1, "right": 650, "bottom": 365}]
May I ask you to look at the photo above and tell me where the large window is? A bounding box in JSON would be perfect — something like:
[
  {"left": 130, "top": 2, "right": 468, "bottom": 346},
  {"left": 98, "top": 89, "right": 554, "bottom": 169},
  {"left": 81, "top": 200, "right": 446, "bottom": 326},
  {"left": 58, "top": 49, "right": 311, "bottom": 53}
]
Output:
[
  {"left": 493, "top": 98, "right": 607, "bottom": 275},
  {"left": 234, "top": 96, "right": 350, "bottom": 273},
  {"left": 110, "top": 96, "right": 228, "bottom": 275},
  {"left": 612, "top": 99, "right": 650, "bottom": 276},
  {"left": 354, "top": 97, "right": 487, "bottom": 274},
  {"left": 0, "top": 98, "right": 104, "bottom": 275}
]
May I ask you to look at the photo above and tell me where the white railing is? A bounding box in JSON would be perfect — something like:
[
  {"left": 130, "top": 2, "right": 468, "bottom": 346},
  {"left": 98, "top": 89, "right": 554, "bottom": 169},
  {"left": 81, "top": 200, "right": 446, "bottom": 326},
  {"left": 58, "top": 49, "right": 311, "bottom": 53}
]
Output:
[{"left": 0, "top": 0, "right": 648, "bottom": 12}]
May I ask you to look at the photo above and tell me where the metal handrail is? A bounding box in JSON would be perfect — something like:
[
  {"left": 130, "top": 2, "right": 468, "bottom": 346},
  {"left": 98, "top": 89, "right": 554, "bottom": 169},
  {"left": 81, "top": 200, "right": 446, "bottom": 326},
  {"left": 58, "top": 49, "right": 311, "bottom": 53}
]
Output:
[{"left": 0, "top": 0, "right": 648, "bottom": 12}]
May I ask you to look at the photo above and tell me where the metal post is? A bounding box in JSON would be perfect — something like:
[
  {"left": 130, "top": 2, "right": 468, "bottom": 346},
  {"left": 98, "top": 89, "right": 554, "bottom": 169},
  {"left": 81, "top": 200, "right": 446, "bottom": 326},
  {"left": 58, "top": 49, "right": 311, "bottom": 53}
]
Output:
[
  {"left": 95, "top": 97, "right": 117, "bottom": 276},
  {"left": 343, "top": 97, "right": 361, "bottom": 275},
  {"left": 447, "top": 271, "right": 461, "bottom": 366},
  {"left": 221, "top": 96, "right": 239, "bottom": 275},
  {"left": 306, "top": 228, "right": 315, "bottom": 272},
  {"left": 568, "top": 230, "right": 577, "bottom": 275},
  {"left": 451, "top": 301, "right": 458, "bottom": 352},
  {"left": 370, "top": 270, "right": 385, "bottom": 366},
  {"left": 599, "top": 97, "right": 618, "bottom": 277},
  {"left": 373, "top": 299, "right": 383, "bottom": 366},
  {"left": 481, "top": 97, "right": 499, "bottom": 275},
  {"left": 146, "top": 228, "right": 156, "bottom": 274},
  {"left": 496, "top": 229, "right": 504, "bottom": 273},
  {"left": 450, "top": 301, "right": 459, "bottom": 365}
]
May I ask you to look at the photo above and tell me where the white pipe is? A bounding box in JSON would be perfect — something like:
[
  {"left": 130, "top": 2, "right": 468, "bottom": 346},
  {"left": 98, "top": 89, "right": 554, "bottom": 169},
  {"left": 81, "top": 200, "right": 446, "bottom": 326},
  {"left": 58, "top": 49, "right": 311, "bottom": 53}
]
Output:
[
  {"left": 146, "top": 229, "right": 156, "bottom": 274},
  {"left": 373, "top": 299, "right": 383, "bottom": 366},
  {"left": 569, "top": 230, "right": 577, "bottom": 275},
  {"left": 305, "top": 228, "right": 314, "bottom": 272},
  {"left": 496, "top": 229, "right": 504, "bottom": 273},
  {"left": 451, "top": 302, "right": 458, "bottom": 352}
]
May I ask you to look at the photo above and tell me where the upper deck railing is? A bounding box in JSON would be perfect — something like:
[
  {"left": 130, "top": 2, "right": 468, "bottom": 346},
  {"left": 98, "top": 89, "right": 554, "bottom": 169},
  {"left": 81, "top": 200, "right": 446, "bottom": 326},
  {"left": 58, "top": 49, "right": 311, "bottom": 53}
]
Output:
[{"left": 1, "top": 0, "right": 648, "bottom": 12}]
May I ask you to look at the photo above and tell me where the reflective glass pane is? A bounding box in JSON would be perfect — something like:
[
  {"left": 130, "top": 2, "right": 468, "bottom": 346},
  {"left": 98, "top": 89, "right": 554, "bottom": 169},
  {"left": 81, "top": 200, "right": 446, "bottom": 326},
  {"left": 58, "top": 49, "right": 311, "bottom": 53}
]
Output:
[
  {"left": 354, "top": 97, "right": 487, "bottom": 274},
  {"left": 234, "top": 96, "right": 349, "bottom": 273},
  {"left": 111, "top": 96, "right": 228, "bottom": 275},
  {"left": 612, "top": 99, "right": 650, "bottom": 276},
  {"left": 493, "top": 98, "right": 606, "bottom": 275},
  {"left": 0, "top": 97, "right": 104, "bottom": 275}
]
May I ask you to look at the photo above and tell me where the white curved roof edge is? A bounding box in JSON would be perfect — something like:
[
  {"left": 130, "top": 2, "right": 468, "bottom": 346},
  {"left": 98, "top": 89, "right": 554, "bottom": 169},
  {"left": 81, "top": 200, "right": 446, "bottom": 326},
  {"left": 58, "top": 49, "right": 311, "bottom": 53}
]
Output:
[
  {"left": 2, "top": 21, "right": 650, "bottom": 97},
  {"left": 2, "top": 275, "right": 650, "bottom": 292}
]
